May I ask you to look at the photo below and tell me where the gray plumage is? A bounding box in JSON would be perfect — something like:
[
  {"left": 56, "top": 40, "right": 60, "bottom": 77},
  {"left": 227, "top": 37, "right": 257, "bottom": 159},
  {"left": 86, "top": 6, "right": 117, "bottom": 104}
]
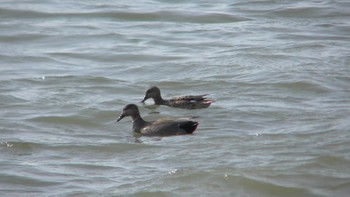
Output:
[{"left": 116, "top": 104, "right": 198, "bottom": 136}]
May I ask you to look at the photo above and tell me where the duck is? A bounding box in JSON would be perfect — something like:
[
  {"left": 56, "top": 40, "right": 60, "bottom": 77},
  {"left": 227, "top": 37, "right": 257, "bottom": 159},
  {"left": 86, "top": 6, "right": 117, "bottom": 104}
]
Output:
[
  {"left": 141, "top": 86, "right": 213, "bottom": 109},
  {"left": 116, "top": 104, "right": 198, "bottom": 136}
]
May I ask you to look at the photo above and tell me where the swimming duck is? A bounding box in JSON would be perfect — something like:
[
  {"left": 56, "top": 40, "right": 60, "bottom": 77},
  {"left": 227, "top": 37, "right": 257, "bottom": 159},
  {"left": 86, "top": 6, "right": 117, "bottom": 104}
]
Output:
[
  {"left": 116, "top": 104, "right": 198, "bottom": 136},
  {"left": 141, "top": 86, "right": 213, "bottom": 109}
]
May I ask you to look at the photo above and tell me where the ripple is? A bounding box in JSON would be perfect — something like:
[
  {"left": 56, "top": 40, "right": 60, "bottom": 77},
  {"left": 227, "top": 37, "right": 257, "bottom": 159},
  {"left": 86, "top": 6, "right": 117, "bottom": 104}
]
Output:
[{"left": 271, "top": 3, "right": 350, "bottom": 18}]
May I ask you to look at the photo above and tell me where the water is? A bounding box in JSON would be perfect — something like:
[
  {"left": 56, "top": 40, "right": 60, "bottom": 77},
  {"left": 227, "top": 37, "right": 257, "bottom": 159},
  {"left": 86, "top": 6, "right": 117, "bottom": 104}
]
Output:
[{"left": 1, "top": 0, "right": 350, "bottom": 196}]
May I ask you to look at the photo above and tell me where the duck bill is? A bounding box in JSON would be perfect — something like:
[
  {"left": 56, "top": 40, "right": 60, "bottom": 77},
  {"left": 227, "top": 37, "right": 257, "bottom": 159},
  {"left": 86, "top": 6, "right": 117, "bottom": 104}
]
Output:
[
  {"left": 141, "top": 96, "right": 147, "bottom": 103},
  {"left": 116, "top": 114, "right": 125, "bottom": 122}
]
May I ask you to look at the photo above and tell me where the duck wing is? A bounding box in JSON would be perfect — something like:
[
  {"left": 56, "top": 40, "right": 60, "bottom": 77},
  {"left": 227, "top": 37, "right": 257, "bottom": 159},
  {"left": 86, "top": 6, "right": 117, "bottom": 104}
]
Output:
[
  {"left": 167, "top": 95, "right": 213, "bottom": 109},
  {"left": 140, "top": 119, "right": 198, "bottom": 136},
  {"left": 176, "top": 94, "right": 209, "bottom": 101}
]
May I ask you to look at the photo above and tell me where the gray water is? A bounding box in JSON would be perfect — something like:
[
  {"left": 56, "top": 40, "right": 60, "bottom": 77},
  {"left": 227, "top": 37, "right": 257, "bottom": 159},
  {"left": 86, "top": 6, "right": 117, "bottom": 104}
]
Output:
[{"left": 1, "top": 0, "right": 350, "bottom": 196}]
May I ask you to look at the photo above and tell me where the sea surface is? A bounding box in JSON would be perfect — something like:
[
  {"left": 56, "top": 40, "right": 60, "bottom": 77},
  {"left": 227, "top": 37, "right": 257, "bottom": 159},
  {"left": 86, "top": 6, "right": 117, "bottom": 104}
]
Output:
[{"left": 1, "top": 0, "right": 350, "bottom": 196}]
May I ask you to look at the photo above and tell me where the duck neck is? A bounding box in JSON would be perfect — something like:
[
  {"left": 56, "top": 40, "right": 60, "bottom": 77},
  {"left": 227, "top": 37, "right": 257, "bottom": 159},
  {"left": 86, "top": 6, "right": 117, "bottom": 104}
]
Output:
[
  {"left": 153, "top": 94, "right": 165, "bottom": 105},
  {"left": 131, "top": 114, "right": 146, "bottom": 133}
]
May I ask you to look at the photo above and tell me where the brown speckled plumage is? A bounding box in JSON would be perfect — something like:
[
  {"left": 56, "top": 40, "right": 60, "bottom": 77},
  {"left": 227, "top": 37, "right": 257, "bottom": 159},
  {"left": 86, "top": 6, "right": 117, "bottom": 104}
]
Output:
[{"left": 141, "top": 86, "right": 213, "bottom": 109}]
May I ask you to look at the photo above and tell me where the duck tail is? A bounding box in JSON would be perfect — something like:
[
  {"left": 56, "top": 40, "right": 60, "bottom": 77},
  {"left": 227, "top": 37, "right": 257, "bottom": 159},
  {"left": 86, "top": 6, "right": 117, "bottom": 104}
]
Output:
[{"left": 179, "top": 121, "right": 199, "bottom": 134}]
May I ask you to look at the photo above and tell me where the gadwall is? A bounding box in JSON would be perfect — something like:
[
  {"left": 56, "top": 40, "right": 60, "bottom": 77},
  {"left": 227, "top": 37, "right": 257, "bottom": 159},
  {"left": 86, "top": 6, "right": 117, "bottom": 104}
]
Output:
[
  {"left": 141, "top": 86, "right": 213, "bottom": 109},
  {"left": 116, "top": 104, "right": 198, "bottom": 136}
]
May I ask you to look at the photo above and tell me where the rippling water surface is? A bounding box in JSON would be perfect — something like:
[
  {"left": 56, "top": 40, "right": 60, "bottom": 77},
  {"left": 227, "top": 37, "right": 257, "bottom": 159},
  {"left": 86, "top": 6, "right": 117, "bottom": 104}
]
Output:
[{"left": 1, "top": 0, "right": 350, "bottom": 196}]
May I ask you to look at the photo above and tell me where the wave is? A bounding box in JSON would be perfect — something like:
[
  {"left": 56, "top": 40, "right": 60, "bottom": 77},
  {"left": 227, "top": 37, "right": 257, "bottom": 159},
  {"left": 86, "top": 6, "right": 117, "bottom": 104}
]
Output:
[{"left": 0, "top": 7, "right": 250, "bottom": 23}]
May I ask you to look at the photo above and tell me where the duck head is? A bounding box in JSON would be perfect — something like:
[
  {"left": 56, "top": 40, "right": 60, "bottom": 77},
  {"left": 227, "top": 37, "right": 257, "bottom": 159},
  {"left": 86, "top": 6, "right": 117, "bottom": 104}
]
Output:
[
  {"left": 116, "top": 104, "right": 140, "bottom": 122},
  {"left": 141, "top": 86, "right": 161, "bottom": 103}
]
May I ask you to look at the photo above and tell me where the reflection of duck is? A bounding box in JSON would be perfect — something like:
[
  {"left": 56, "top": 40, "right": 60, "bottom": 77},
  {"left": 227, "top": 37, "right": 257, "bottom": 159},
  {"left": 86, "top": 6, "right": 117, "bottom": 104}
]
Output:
[
  {"left": 141, "top": 86, "right": 213, "bottom": 109},
  {"left": 116, "top": 104, "right": 198, "bottom": 136}
]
